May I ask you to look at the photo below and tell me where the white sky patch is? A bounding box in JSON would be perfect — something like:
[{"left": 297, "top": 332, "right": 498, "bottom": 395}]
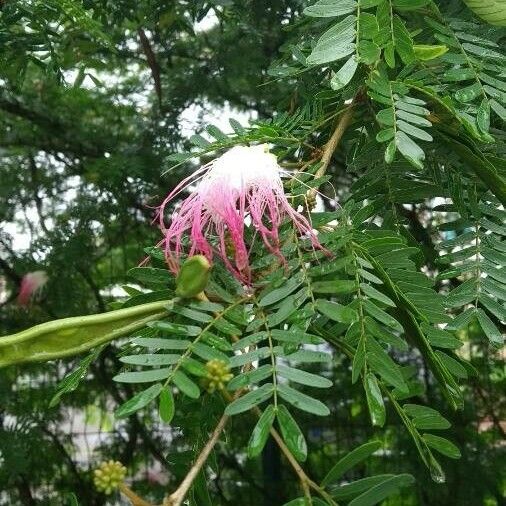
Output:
[
  {"left": 179, "top": 100, "right": 257, "bottom": 139},
  {"left": 195, "top": 10, "right": 219, "bottom": 33}
]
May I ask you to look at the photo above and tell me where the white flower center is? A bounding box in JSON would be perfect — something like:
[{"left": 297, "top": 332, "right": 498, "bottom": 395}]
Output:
[{"left": 198, "top": 145, "right": 281, "bottom": 198}]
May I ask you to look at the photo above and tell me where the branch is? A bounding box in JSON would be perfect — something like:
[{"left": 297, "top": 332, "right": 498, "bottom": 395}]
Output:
[
  {"left": 163, "top": 412, "right": 230, "bottom": 506},
  {"left": 309, "top": 101, "right": 356, "bottom": 201},
  {"left": 28, "top": 154, "right": 50, "bottom": 234},
  {"left": 138, "top": 28, "right": 162, "bottom": 107},
  {"left": 0, "top": 256, "right": 21, "bottom": 285}
]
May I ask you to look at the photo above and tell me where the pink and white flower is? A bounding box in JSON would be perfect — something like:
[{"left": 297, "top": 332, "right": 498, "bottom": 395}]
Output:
[
  {"left": 157, "top": 145, "right": 324, "bottom": 283},
  {"left": 17, "top": 271, "right": 48, "bottom": 306}
]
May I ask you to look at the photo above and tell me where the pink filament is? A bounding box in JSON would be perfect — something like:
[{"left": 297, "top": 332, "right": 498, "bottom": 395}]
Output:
[
  {"left": 157, "top": 147, "right": 324, "bottom": 283},
  {"left": 17, "top": 271, "right": 48, "bottom": 306}
]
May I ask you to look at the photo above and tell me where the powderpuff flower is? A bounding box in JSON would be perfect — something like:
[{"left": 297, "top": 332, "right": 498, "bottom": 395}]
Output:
[
  {"left": 157, "top": 145, "right": 324, "bottom": 283},
  {"left": 17, "top": 271, "right": 48, "bottom": 306}
]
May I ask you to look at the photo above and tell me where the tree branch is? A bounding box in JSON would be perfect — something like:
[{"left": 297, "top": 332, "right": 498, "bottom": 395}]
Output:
[{"left": 138, "top": 28, "right": 162, "bottom": 107}]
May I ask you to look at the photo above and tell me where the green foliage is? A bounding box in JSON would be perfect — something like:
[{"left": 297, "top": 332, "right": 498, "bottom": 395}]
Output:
[{"left": 0, "top": 0, "right": 505, "bottom": 505}]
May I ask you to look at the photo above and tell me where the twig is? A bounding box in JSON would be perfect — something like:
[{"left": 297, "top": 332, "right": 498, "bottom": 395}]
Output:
[
  {"left": 267, "top": 420, "right": 338, "bottom": 506},
  {"left": 163, "top": 412, "right": 230, "bottom": 506},
  {"left": 309, "top": 102, "right": 356, "bottom": 201},
  {"left": 119, "top": 483, "right": 154, "bottom": 506}
]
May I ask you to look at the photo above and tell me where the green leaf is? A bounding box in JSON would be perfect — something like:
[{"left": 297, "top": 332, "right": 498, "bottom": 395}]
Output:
[
  {"left": 331, "top": 56, "right": 358, "bottom": 90},
  {"left": 392, "top": 0, "right": 429, "bottom": 10},
  {"left": 362, "top": 299, "right": 403, "bottom": 332},
  {"left": 421, "top": 324, "right": 462, "bottom": 349},
  {"left": 181, "top": 357, "right": 207, "bottom": 377},
  {"left": 50, "top": 346, "right": 104, "bottom": 407},
  {"left": 228, "top": 365, "right": 273, "bottom": 390},
  {"left": 206, "top": 124, "right": 228, "bottom": 141},
  {"left": 277, "top": 405, "right": 308, "bottom": 462},
  {"left": 259, "top": 276, "right": 302, "bottom": 306},
  {"left": 455, "top": 83, "right": 482, "bottom": 103},
  {"left": 423, "top": 434, "right": 461, "bottom": 459},
  {"left": 229, "top": 118, "right": 245, "bottom": 134},
  {"left": 348, "top": 474, "right": 415, "bottom": 506},
  {"left": 364, "top": 373, "right": 386, "bottom": 427},
  {"left": 403, "top": 404, "right": 451, "bottom": 430},
  {"left": 306, "top": 15, "right": 356, "bottom": 65},
  {"left": 277, "top": 384, "right": 330, "bottom": 416},
  {"left": 360, "top": 283, "right": 395, "bottom": 306},
  {"left": 127, "top": 267, "right": 173, "bottom": 285},
  {"left": 366, "top": 339, "right": 408, "bottom": 392},
  {"left": 159, "top": 387, "right": 175, "bottom": 423},
  {"left": 308, "top": 255, "right": 353, "bottom": 276},
  {"left": 225, "top": 384, "right": 274, "bottom": 415},
  {"left": 173, "top": 370, "right": 200, "bottom": 399},
  {"left": 189, "top": 134, "right": 211, "bottom": 148},
  {"left": 397, "top": 120, "right": 432, "bottom": 142},
  {"left": 395, "top": 131, "right": 424, "bottom": 169},
  {"left": 352, "top": 338, "right": 366, "bottom": 384},
  {"left": 395, "top": 109, "right": 431, "bottom": 127},
  {"left": 286, "top": 349, "right": 333, "bottom": 363},
  {"left": 66, "top": 493, "right": 79, "bottom": 506},
  {"left": 277, "top": 364, "right": 333, "bottom": 388},
  {"left": 321, "top": 440, "right": 382, "bottom": 486},
  {"left": 248, "top": 404, "right": 276, "bottom": 458},
  {"left": 331, "top": 475, "right": 395, "bottom": 500},
  {"left": 120, "top": 354, "right": 181, "bottom": 366},
  {"left": 316, "top": 299, "right": 358, "bottom": 324},
  {"left": 413, "top": 44, "right": 448, "bottom": 60},
  {"left": 358, "top": 40, "right": 381, "bottom": 64},
  {"left": 192, "top": 342, "right": 229, "bottom": 362},
  {"left": 312, "top": 280, "right": 357, "bottom": 294},
  {"left": 115, "top": 383, "right": 163, "bottom": 418},
  {"left": 377, "top": 128, "right": 395, "bottom": 143},
  {"left": 270, "top": 329, "right": 324, "bottom": 345},
  {"left": 477, "top": 98, "right": 491, "bottom": 133},
  {"left": 147, "top": 321, "right": 201, "bottom": 336},
  {"left": 476, "top": 309, "right": 503, "bottom": 346},
  {"left": 113, "top": 368, "right": 172, "bottom": 383},
  {"left": 435, "top": 351, "right": 468, "bottom": 379},
  {"left": 385, "top": 139, "right": 396, "bottom": 163},
  {"left": 304, "top": 0, "right": 357, "bottom": 17},
  {"left": 131, "top": 338, "right": 191, "bottom": 350}
]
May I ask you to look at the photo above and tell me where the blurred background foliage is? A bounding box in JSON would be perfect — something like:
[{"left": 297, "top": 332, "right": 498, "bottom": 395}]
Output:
[{"left": 0, "top": 1, "right": 504, "bottom": 505}]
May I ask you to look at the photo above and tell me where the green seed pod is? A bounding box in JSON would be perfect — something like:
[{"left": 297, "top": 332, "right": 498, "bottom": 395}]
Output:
[
  {"left": 463, "top": 0, "right": 506, "bottom": 26},
  {"left": 0, "top": 300, "right": 170, "bottom": 368},
  {"left": 175, "top": 255, "right": 211, "bottom": 298}
]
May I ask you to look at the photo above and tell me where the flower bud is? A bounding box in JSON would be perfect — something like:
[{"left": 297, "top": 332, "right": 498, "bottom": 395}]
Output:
[
  {"left": 175, "top": 255, "right": 211, "bottom": 298},
  {"left": 202, "top": 359, "right": 233, "bottom": 393},
  {"left": 93, "top": 460, "right": 126, "bottom": 495}
]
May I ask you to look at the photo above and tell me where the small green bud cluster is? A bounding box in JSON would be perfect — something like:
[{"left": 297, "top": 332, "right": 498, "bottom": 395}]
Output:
[
  {"left": 202, "top": 359, "right": 233, "bottom": 393},
  {"left": 93, "top": 460, "right": 126, "bottom": 494}
]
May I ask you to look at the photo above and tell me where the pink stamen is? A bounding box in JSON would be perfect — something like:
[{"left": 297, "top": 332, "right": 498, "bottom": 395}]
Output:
[{"left": 157, "top": 145, "right": 325, "bottom": 283}]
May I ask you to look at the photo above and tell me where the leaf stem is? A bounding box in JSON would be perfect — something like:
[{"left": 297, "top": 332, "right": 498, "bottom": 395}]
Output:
[{"left": 310, "top": 102, "right": 356, "bottom": 201}]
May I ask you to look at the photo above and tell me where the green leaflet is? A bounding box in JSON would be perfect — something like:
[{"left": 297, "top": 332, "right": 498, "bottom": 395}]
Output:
[
  {"left": 277, "top": 405, "right": 308, "bottom": 462},
  {"left": 321, "top": 440, "right": 382, "bottom": 486},
  {"left": 248, "top": 405, "right": 276, "bottom": 458},
  {"left": 306, "top": 15, "right": 356, "bottom": 65},
  {"left": 115, "top": 383, "right": 163, "bottom": 418}
]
